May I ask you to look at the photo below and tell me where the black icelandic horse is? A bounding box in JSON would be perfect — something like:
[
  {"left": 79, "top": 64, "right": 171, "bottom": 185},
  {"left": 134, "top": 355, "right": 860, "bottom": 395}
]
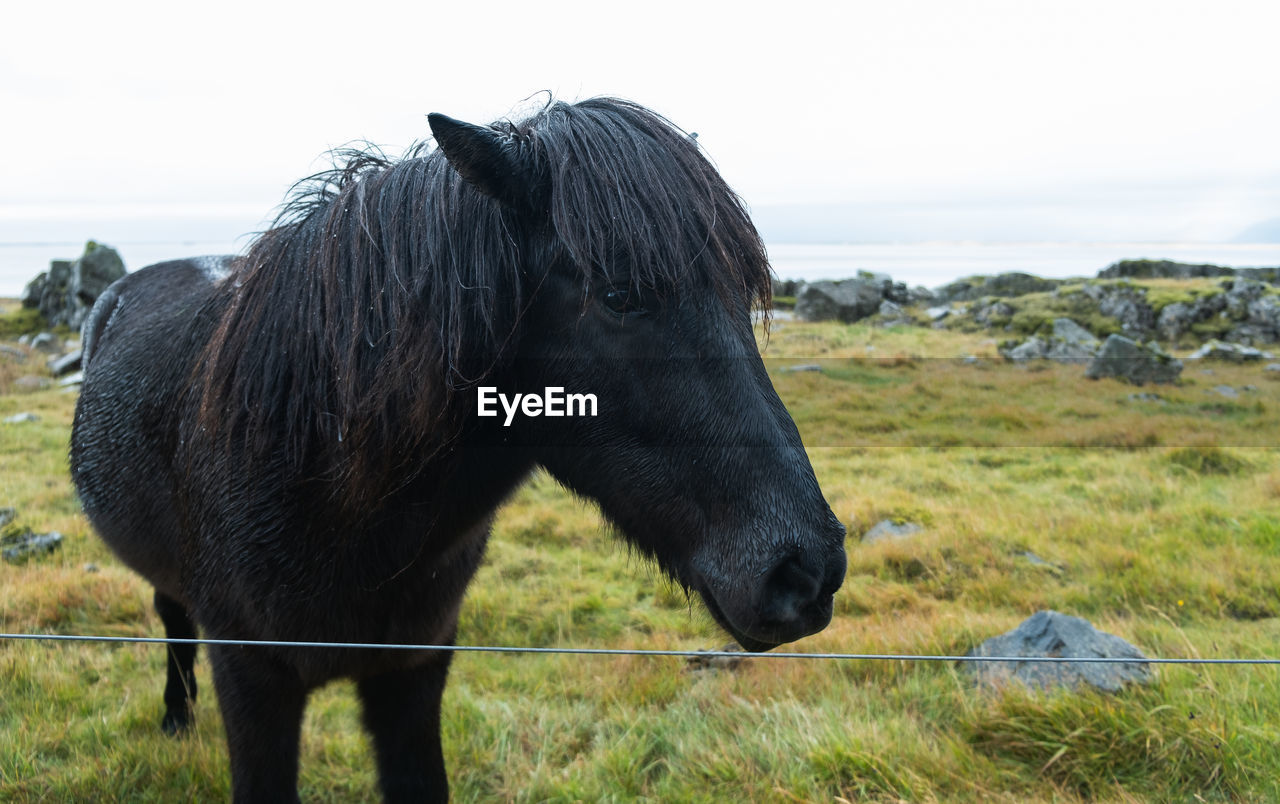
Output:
[{"left": 70, "top": 97, "right": 847, "bottom": 801}]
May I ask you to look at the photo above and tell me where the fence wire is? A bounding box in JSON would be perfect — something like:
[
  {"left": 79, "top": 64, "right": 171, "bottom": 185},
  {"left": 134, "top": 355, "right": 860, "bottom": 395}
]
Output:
[{"left": 2, "top": 632, "right": 1278, "bottom": 665}]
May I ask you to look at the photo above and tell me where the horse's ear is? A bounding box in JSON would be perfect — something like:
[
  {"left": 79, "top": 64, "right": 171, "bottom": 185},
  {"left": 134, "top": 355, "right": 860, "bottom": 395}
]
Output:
[{"left": 428, "top": 113, "right": 538, "bottom": 210}]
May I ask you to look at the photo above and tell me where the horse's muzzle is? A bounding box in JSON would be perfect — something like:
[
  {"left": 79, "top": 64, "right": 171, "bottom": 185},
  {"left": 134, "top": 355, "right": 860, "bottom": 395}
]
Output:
[{"left": 697, "top": 539, "right": 847, "bottom": 652}]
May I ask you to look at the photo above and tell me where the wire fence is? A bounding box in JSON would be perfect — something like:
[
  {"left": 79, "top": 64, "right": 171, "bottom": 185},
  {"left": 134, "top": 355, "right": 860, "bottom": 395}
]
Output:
[{"left": 3, "top": 632, "right": 1279, "bottom": 665}]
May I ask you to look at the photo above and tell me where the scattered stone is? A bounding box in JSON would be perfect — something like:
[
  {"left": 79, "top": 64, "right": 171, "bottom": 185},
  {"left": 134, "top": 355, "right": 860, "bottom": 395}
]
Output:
[
  {"left": 3, "top": 413, "right": 39, "bottom": 423},
  {"left": 862, "top": 520, "right": 923, "bottom": 544},
  {"left": 1085, "top": 335, "right": 1182, "bottom": 385},
  {"left": 1266, "top": 364, "right": 1280, "bottom": 373},
  {"left": 686, "top": 643, "right": 745, "bottom": 671},
  {"left": 21, "top": 241, "right": 126, "bottom": 330},
  {"left": 1211, "top": 385, "right": 1240, "bottom": 399},
  {"left": 1187, "top": 339, "right": 1273, "bottom": 362},
  {"left": 1080, "top": 284, "right": 1156, "bottom": 334},
  {"left": 973, "top": 300, "right": 1014, "bottom": 326},
  {"left": 999, "top": 318, "right": 1102, "bottom": 364},
  {"left": 30, "top": 332, "right": 60, "bottom": 354},
  {"left": 877, "top": 300, "right": 913, "bottom": 326},
  {"left": 1127, "top": 392, "right": 1165, "bottom": 403},
  {"left": 781, "top": 363, "right": 823, "bottom": 373},
  {"left": 83, "top": 562, "right": 100, "bottom": 573},
  {"left": 0, "top": 344, "right": 26, "bottom": 363},
  {"left": 926, "top": 305, "right": 953, "bottom": 322},
  {"left": 962, "top": 355, "right": 979, "bottom": 364},
  {"left": 47, "top": 349, "right": 82, "bottom": 376},
  {"left": 58, "top": 371, "right": 84, "bottom": 388},
  {"left": 1019, "top": 551, "right": 1065, "bottom": 575},
  {"left": 0, "top": 507, "right": 14, "bottom": 529},
  {"left": 13, "top": 375, "right": 51, "bottom": 392},
  {"left": 965, "top": 610, "right": 1152, "bottom": 692},
  {"left": 1, "top": 529, "right": 64, "bottom": 564}
]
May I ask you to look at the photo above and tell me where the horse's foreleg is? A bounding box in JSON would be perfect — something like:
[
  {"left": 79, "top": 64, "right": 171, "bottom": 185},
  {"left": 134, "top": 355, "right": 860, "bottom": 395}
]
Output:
[
  {"left": 154, "top": 590, "right": 199, "bottom": 735},
  {"left": 207, "top": 644, "right": 308, "bottom": 804},
  {"left": 358, "top": 654, "right": 453, "bottom": 803}
]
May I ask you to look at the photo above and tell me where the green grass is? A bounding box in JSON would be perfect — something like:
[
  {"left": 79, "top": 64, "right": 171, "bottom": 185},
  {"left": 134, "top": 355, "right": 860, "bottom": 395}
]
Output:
[{"left": 3, "top": 317, "right": 1280, "bottom": 801}]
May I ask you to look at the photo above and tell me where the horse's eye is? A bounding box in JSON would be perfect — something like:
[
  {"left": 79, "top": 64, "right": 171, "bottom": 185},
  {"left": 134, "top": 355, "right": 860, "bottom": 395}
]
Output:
[{"left": 602, "top": 287, "right": 644, "bottom": 317}]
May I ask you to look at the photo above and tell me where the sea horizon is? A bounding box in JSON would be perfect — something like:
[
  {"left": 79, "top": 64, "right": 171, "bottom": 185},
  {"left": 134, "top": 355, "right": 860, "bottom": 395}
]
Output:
[{"left": 3, "top": 234, "right": 1279, "bottom": 299}]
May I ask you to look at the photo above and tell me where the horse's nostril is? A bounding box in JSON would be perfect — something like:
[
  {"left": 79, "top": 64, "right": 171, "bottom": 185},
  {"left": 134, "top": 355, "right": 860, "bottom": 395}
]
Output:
[{"left": 759, "top": 554, "right": 823, "bottom": 622}]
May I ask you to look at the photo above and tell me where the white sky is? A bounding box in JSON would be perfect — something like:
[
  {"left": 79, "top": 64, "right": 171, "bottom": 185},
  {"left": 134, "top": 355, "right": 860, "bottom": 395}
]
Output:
[{"left": 2, "top": 0, "right": 1278, "bottom": 242}]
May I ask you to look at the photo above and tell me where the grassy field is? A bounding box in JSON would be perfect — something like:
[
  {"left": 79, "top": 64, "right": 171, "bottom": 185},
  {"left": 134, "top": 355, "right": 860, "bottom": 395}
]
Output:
[{"left": 2, "top": 307, "right": 1280, "bottom": 801}]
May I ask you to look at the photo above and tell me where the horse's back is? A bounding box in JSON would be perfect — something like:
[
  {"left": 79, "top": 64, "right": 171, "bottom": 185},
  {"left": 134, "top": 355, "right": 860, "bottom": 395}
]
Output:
[{"left": 72, "top": 256, "right": 233, "bottom": 598}]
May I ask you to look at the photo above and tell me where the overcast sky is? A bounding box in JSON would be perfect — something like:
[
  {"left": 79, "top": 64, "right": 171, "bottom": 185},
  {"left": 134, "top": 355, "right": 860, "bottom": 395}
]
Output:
[{"left": 3, "top": 0, "right": 1278, "bottom": 243}]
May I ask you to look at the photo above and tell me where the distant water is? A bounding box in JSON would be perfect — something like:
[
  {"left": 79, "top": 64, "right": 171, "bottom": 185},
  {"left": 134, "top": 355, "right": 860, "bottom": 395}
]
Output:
[
  {"left": 767, "top": 242, "right": 1280, "bottom": 288},
  {"left": 3, "top": 235, "right": 1279, "bottom": 297}
]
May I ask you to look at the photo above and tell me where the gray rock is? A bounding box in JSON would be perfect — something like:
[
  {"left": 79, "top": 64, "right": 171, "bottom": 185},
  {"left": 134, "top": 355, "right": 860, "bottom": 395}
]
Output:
[
  {"left": 934, "top": 273, "right": 1065, "bottom": 303},
  {"left": 12, "top": 375, "right": 51, "bottom": 392},
  {"left": 1002, "top": 336, "right": 1047, "bottom": 362},
  {"left": 1266, "top": 363, "right": 1280, "bottom": 373},
  {"left": 30, "top": 332, "right": 60, "bottom": 354},
  {"left": 1098, "top": 259, "right": 1239, "bottom": 280},
  {"left": 1052, "top": 318, "right": 1099, "bottom": 348},
  {"left": 1085, "top": 335, "right": 1182, "bottom": 385},
  {"left": 794, "top": 278, "right": 884, "bottom": 323},
  {"left": 1156, "top": 301, "right": 1193, "bottom": 341},
  {"left": 1128, "top": 392, "right": 1165, "bottom": 403},
  {"left": 966, "top": 610, "right": 1152, "bottom": 692},
  {"left": 1211, "top": 385, "right": 1240, "bottom": 399},
  {"left": 973, "top": 300, "right": 1014, "bottom": 326},
  {"left": 22, "top": 242, "right": 126, "bottom": 330},
  {"left": 1019, "top": 551, "right": 1065, "bottom": 575},
  {"left": 1187, "top": 339, "right": 1273, "bottom": 362},
  {"left": 47, "top": 349, "right": 82, "bottom": 376},
  {"left": 878, "top": 300, "right": 903, "bottom": 318},
  {"left": 3, "top": 413, "right": 39, "bottom": 424},
  {"left": 1084, "top": 284, "right": 1156, "bottom": 334},
  {"left": 781, "top": 363, "right": 823, "bottom": 373},
  {"left": 685, "top": 643, "right": 746, "bottom": 671},
  {"left": 0, "top": 507, "right": 14, "bottom": 528},
  {"left": 862, "top": 520, "right": 923, "bottom": 544},
  {"left": 908, "top": 286, "right": 937, "bottom": 305},
  {"left": 0, "top": 344, "right": 26, "bottom": 363},
  {"left": 1, "top": 529, "right": 64, "bottom": 564},
  {"left": 999, "top": 319, "right": 1102, "bottom": 364},
  {"left": 58, "top": 371, "right": 84, "bottom": 388}
]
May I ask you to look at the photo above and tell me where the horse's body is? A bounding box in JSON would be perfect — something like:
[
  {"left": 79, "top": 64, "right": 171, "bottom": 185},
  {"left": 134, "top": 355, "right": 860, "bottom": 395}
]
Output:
[{"left": 71, "top": 97, "right": 846, "bottom": 802}]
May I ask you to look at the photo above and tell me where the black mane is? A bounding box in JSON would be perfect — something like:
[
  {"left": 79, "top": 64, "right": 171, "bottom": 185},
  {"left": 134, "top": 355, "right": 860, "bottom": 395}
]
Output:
[{"left": 195, "top": 97, "right": 772, "bottom": 503}]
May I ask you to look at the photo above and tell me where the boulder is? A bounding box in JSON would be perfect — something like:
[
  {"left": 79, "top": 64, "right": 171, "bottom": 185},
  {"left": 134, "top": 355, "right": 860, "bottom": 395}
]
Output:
[
  {"left": 22, "top": 241, "right": 126, "bottom": 330},
  {"left": 1, "top": 529, "right": 64, "bottom": 564},
  {"left": 1085, "top": 335, "right": 1182, "bottom": 385},
  {"left": 1080, "top": 283, "right": 1155, "bottom": 335},
  {"left": 934, "top": 272, "right": 1065, "bottom": 304},
  {"left": 973, "top": 300, "right": 1014, "bottom": 327},
  {"left": 47, "top": 350, "right": 82, "bottom": 376},
  {"left": 965, "top": 610, "right": 1152, "bottom": 692},
  {"left": 794, "top": 276, "right": 885, "bottom": 323},
  {"left": 999, "top": 318, "right": 1101, "bottom": 364},
  {"left": 862, "top": 520, "right": 923, "bottom": 544},
  {"left": 1187, "top": 339, "right": 1273, "bottom": 362},
  {"left": 1098, "top": 259, "right": 1237, "bottom": 280}
]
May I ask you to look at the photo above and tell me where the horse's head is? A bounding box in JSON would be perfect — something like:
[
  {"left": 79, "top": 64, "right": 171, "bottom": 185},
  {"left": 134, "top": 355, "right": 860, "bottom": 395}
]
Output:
[{"left": 430, "top": 99, "right": 846, "bottom": 651}]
